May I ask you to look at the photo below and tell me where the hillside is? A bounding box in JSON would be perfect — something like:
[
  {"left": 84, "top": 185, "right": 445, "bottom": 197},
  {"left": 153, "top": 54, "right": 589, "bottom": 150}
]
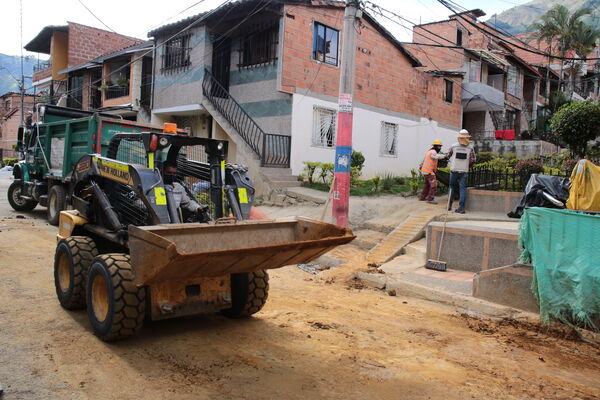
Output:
[
  {"left": 0, "top": 54, "right": 38, "bottom": 95},
  {"left": 487, "top": 0, "right": 600, "bottom": 35}
]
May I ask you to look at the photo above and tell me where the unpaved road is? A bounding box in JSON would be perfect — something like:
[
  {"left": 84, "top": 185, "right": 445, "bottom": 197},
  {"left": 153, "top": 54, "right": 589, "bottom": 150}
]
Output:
[{"left": 0, "top": 177, "right": 599, "bottom": 400}]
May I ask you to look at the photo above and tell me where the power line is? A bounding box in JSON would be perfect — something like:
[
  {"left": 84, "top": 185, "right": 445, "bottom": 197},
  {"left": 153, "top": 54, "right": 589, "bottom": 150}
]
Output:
[
  {"left": 135, "top": 0, "right": 209, "bottom": 37},
  {"left": 77, "top": 0, "right": 117, "bottom": 33}
]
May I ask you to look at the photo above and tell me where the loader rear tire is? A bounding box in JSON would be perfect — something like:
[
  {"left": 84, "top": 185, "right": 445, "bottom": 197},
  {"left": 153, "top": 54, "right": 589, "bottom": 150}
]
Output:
[
  {"left": 47, "top": 185, "right": 67, "bottom": 225},
  {"left": 7, "top": 180, "right": 37, "bottom": 212},
  {"left": 86, "top": 254, "right": 146, "bottom": 341},
  {"left": 222, "top": 270, "right": 269, "bottom": 318},
  {"left": 54, "top": 236, "right": 98, "bottom": 310}
]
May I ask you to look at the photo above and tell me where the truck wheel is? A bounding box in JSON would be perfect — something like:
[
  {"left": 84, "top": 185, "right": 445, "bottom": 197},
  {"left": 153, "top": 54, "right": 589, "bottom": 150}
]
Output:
[
  {"left": 86, "top": 254, "right": 146, "bottom": 341},
  {"left": 47, "top": 185, "right": 67, "bottom": 225},
  {"left": 54, "top": 236, "right": 98, "bottom": 310},
  {"left": 7, "top": 180, "right": 37, "bottom": 212},
  {"left": 222, "top": 270, "right": 269, "bottom": 318}
]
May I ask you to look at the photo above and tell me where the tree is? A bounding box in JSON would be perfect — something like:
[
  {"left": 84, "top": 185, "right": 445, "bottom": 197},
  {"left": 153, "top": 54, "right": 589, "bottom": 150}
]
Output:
[
  {"left": 550, "top": 101, "right": 600, "bottom": 157},
  {"left": 528, "top": 5, "right": 599, "bottom": 94}
]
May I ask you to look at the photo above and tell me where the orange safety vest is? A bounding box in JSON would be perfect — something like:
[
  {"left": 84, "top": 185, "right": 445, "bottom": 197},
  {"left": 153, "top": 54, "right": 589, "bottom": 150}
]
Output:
[{"left": 420, "top": 149, "right": 439, "bottom": 174}]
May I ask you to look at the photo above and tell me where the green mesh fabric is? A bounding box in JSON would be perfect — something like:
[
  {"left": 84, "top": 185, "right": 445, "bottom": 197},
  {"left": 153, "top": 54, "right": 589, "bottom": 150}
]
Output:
[{"left": 519, "top": 207, "right": 600, "bottom": 331}]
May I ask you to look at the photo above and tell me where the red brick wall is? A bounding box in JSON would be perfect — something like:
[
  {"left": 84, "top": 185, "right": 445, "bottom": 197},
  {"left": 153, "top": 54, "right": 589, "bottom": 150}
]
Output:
[
  {"left": 33, "top": 68, "right": 52, "bottom": 83},
  {"left": 281, "top": 5, "right": 462, "bottom": 128},
  {"left": 412, "top": 21, "right": 465, "bottom": 70},
  {"left": 67, "top": 22, "right": 140, "bottom": 67}
]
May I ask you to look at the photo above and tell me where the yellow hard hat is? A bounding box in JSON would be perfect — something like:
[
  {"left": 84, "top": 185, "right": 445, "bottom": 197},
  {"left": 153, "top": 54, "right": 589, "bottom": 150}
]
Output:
[{"left": 432, "top": 139, "right": 442, "bottom": 146}]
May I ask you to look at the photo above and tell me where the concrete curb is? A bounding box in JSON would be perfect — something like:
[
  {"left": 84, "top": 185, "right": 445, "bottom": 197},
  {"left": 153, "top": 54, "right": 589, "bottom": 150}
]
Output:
[{"left": 355, "top": 271, "right": 539, "bottom": 320}]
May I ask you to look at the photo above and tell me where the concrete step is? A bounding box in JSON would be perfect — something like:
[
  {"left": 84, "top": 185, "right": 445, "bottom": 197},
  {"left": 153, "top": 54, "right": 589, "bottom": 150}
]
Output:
[
  {"left": 352, "top": 229, "right": 387, "bottom": 250},
  {"left": 404, "top": 238, "right": 427, "bottom": 259},
  {"left": 271, "top": 180, "right": 301, "bottom": 188},
  {"left": 380, "top": 254, "right": 425, "bottom": 275},
  {"left": 261, "top": 167, "right": 294, "bottom": 176},
  {"left": 264, "top": 174, "right": 298, "bottom": 182}
]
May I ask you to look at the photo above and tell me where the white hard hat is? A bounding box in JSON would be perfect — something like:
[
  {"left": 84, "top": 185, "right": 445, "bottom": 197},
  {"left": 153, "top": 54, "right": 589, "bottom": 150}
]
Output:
[{"left": 459, "top": 129, "right": 469, "bottom": 135}]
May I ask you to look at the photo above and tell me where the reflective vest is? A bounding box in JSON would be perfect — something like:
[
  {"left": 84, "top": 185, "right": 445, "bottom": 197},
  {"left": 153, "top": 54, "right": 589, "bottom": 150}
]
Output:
[{"left": 420, "top": 149, "right": 438, "bottom": 174}]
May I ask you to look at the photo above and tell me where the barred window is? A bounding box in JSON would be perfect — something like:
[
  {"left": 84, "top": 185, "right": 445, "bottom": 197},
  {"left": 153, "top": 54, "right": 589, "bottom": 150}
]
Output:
[
  {"left": 239, "top": 25, "right": 279, "bottom": 68},
  {"left": 380, "top": 122, "right": 398, "bottom": 156},
  {"left": 507, "top": 65, "right": 522, "bottom": 98},
  {"left": 312, "top": 106, "right": 337, "bottom": 148},
  {"left": 444, "top": 79, "right": 453, "bottom": 103},
  {"left": 162, "top": 34, "right": 191, "bottom": 72}
]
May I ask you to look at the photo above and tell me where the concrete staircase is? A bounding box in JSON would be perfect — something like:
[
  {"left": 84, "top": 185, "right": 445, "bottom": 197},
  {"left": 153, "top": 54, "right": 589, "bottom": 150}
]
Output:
[{"left": 260, "top": 167, "right": 300, "bottom": 189}]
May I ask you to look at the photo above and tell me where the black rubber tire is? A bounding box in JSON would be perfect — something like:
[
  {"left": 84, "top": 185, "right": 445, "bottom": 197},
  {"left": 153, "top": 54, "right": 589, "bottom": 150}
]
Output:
[
  {"left": 7, "top": 180, "right": 37, "bottom": 212},
  {"left": 222, "top": 270, "right": 269, "bottom": 318},
  {"left": 86, "top": 254, "right": 146, "bottom": 341},
  {"left": 47, "top": 185, "right": 67, "bottom": 225},
  {"left": 54, "top": 236, "right": 98, "bottom": 310}
]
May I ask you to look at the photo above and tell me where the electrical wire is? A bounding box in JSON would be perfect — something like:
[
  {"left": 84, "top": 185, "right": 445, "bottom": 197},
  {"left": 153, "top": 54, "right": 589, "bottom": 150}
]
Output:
[{"left": 77, "top": 0, "right": 117, "bottom": 33}]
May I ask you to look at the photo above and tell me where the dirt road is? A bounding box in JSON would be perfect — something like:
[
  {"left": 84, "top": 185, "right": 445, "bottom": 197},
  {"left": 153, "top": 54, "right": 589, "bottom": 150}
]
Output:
[{"left": 0, "top": 177, "right": 599, "bottom": 400}]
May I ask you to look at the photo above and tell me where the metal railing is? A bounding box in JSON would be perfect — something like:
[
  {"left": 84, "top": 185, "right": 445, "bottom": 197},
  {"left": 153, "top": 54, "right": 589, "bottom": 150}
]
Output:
[
  {"left": 33, "top": 60, "right": 51, "bottom": 73},
  {"left": 262, "top": 133, "right": 291, "bottom": 167},
  {"left": 436, "top": 167, "right": 569, "bottom": 192},
  {"left": 105, "top": 85, "right": 130, "bottom": 100},
  {"left": 202, "top": 68, "right": 290, "bottom": 167}
]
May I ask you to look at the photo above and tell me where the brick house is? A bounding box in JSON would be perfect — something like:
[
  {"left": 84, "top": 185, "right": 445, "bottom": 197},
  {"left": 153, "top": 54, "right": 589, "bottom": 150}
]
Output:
[
  {"left": 0, "top": 92, "right": 37, "bottom": 159},
  {"left": 148, "top": 0, "right": 463, "bottom": 197},
  {"left": 411, "top": 9, "right": 552, "bottom": 143},
  {"left": 25, "top": 22, "right": 141, "bottom": 107},
  {"left": 58, "top": 41, "right": 154, "bottom": 122}
]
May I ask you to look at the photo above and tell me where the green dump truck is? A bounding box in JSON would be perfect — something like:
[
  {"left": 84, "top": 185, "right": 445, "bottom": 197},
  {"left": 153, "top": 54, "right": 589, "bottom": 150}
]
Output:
[{"left": 8, "top": 105, "right": 187, "bottom": 224}]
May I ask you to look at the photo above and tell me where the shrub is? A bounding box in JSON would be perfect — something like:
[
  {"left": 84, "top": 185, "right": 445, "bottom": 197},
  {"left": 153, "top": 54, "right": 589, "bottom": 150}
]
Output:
[
  {"left": 475, "top": 151, "right": 495, "bottom": 164},
  {"left": 394, "top": 176, "right": 406, "bottom": 185},
  {"left": 318, "top": 162, "right": 334, "bottom": 184},
  {"left": 514, "top": 159, "right": 544, "bottom": 176},
  {"left": 351, "top": 150, "right": 365, "bottom": 172},
  {"left": 409, "top": 169, "right": 422, "bottom": 195},
  {"left": 371, "top": 176, "right": 381, "bottom": 193},
  {"left": 303, "top": 161, "right": 320, "bottom": 184},
  {"left": 2, "top": 158, "right": 18, "bottom": 167},
  {"left": 551, "top": 100, "right": 600, "bottom": 157},
  {"left": 350, "top": 166, "right": 361, "bottom": 186},
  {"left": 381, "top": 171, "right": 396, "bottom": 191},
  {"left": 561, "top": 158, "right": 578, "bottom": 174}
]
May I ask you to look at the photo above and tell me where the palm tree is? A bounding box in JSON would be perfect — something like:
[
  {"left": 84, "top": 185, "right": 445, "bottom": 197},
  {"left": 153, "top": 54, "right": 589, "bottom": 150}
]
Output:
[{"left": 528, "top": 5, "right": 597, "bottom": 94}]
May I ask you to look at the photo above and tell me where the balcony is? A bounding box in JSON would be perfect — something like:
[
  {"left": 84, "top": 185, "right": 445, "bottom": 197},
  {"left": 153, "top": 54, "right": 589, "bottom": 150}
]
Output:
[
  {"left": 462, "top": 81, "right": 504, "bottom": 112},
  {"left": 104, "top": 84, "right": 130, "bottom": 100},
  {"left": 33, "top": 60, "right": 51, "bottom": 73}
]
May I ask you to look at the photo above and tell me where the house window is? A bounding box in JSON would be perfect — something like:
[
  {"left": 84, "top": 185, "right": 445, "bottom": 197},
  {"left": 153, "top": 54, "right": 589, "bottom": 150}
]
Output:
[
  {"left": 444, "top": 79, "right": 453, "bottom": 103},
  {"left": 239, "top": 25, "right": 279, "bottom": 68},
  {"left": 162, "top": 33, "right": 191, "bottom": 72},
  {"left": 380, "top": 122, "right": 398, "bottom": 156},
  {"left": 4, "top": 99, "right": 10, "bottom": 110},
  {"left": 507, "top": 66, "right": 522, "bottom": 98},
  {"left": 312, "top": 106, "right": 337, "bottom": 148},
  {"left": 105, "top": 58, "right": 131, "bottom": 100},
  {"left": 457, "top": 29, "right": 463, "bottom": 46},
  {"left": 313, "top": 22, "right": 339, "bottom": 66},
  {"left": 67, "top": 74, "right": 84, "bottom": 109},
  {"left": 468, "top": 59, "right": 481, "bottom": 83}
]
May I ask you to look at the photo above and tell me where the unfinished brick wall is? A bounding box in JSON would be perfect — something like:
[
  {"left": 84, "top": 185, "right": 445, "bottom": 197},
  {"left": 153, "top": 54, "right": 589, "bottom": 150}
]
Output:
[
  {"left": 412, "top": 20, "right": 465, "bottom": 70},
  {"left": 67, "top": 22, "right": 140, "bottom": 67},
  {"left": 281, "top": 5, "right": 462, "bottom": 128}
]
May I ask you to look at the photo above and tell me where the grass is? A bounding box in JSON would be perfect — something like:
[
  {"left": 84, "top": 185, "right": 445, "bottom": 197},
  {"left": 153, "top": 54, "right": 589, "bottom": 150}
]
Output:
[{"left": 302, "top": 180, "right": 412, "bottom": 197}]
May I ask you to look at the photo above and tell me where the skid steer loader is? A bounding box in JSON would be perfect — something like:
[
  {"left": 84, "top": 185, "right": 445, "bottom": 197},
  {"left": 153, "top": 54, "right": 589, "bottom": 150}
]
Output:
[{"left": 54, "top": 130, "right": 355, "bottom": 341}]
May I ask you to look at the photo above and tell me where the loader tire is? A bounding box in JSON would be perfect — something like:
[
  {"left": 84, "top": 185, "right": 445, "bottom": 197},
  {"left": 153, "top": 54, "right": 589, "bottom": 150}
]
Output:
[
  {"left": 54, "top": 236, "right": 98, "bottom": 310},
  {"left": 222, "top": 270, "right": 269, "bottom": 318},
  {"left": 7, "top": 180, "right": 37, "bottom": 212},
  {"left": 47, "top": 185, "right": 67, "bottom": 225},
  {"left": 86, "top": 254, "right": 146, "bottom": 341}
]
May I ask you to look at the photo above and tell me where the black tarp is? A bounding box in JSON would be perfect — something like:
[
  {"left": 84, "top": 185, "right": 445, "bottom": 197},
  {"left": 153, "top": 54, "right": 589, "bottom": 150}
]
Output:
[{"left": 508, "top": 174, "right": 571, "bottom": 218}]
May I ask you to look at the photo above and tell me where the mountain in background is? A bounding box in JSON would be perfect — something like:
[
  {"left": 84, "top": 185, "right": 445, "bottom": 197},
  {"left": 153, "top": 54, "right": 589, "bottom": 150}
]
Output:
[
  {"left": 487, "top": 0, "right": 600, "bottom": 35},
  {"left": 0, "top": 54, "right": 38, "bottom": 95}
]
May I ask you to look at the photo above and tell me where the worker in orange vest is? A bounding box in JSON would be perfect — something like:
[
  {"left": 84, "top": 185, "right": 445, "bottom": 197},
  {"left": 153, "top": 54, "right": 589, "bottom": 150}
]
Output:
[{"left": 418, "top": 139, "right": 446, "bottom": 204}]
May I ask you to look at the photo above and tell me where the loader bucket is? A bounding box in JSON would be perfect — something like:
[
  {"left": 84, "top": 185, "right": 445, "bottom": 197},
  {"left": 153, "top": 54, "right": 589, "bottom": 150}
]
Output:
[{"left": 127, "top": 217, "right": 355, "bottom": 286}]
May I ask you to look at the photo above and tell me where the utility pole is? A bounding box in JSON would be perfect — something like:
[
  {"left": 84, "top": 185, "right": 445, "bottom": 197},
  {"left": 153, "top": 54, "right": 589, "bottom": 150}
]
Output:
[{"left": 332, "top": 0, "right": 359, "bottom": 227}]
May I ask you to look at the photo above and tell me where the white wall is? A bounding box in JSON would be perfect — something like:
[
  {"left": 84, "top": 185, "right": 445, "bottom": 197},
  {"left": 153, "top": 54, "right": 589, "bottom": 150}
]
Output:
[{"left": 290, "top": 94, "right": 459, "bottom": 179}]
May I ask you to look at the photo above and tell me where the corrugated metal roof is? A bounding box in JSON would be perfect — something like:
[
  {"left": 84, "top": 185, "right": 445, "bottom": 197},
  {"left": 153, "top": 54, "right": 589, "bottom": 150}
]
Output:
[
  {"left": 24, "top": 25, "right": 68, "bottom": 54},
  {"left": 465, "top": 48, "right": 510, "bottom": 69},
  {"left": 59, "top": 40, "right": 153, "bottom": 75}
]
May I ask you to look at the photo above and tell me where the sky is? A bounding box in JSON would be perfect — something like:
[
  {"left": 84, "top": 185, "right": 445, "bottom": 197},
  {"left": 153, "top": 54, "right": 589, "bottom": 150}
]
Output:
[{"left": 0, "top": 0, "right": 529, "bottom": 58}]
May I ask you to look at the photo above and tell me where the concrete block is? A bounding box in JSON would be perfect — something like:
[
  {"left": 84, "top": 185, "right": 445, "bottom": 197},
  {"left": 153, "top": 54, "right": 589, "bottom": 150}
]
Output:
[
  {"left": 473, "top": 264, "right": 539, "bottom": 313},
  {"left": 426, "top": 220, "right": 520, "bottom": 272},
  {"left": 465, "top": 189, "right": 522, "bottom": 214},
  {"left": 356, "top": 271, "right": 387, "bottom": 289}
]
